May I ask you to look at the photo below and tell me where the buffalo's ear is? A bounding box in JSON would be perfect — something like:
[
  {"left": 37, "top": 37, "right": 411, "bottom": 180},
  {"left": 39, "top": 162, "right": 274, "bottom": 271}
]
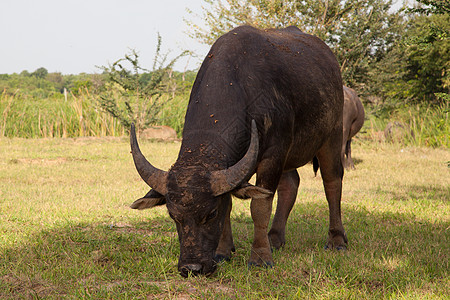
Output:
[
  {"left": 130, "top": 189, "right": 166, "bottom": 210},
  {"left": 232, "top": 182, "right": 273, "bottom": 200}
]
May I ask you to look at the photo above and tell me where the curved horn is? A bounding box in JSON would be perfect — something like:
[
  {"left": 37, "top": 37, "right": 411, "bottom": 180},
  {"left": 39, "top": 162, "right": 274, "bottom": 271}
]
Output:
[
  {"left": 210, "top": 120, "right": 259, "bottom": 196},
  {"left": 130, "top": 124, "right": 168, "bottom": 195}
]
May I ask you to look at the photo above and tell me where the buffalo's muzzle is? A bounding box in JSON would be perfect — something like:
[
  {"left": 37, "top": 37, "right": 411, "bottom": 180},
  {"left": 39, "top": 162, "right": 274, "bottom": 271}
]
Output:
[
  {"left": 179, "top": 263, "right": 217, "bottom": 278},
  {"left": 179, "top": 263, "right": 202, "bottom": 277}
]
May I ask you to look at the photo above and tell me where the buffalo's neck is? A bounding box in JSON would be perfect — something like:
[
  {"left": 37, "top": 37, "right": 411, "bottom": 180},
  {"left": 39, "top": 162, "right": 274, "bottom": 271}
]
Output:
[
  {"left": 175, "top": 131, "right": 248, "bottom": 171},
  {"left": 177, "top": 84, "right": 251, "bottom": 170}
]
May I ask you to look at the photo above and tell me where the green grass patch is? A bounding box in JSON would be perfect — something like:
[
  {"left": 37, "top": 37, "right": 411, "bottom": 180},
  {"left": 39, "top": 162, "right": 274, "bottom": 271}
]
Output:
[{"left": 0, "top": 138, "right": 448, "bottom": 298}]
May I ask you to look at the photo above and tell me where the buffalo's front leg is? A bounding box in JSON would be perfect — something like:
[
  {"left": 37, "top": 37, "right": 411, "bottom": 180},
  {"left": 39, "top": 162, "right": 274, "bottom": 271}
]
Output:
[
  {"left": 268, "top": 170, "right": 300, "bottom": 249},
  {"left": 249, "top": 157, "right": 282, "bottom": 267},
  {"left": 214, "top": 197, "right": 235, "bottom": 262},
  {"left": 249, "top": 195, "right": 274, "bottom": 267}
]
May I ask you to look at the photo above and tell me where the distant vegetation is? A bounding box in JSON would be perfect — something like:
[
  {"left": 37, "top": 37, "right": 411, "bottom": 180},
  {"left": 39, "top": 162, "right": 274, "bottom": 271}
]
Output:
[
  {"left": 0, "top": 66, "right": 196, "bottom": 138},
  {"left": 0, "top": 0, "right": 448, "bottom": 147}
]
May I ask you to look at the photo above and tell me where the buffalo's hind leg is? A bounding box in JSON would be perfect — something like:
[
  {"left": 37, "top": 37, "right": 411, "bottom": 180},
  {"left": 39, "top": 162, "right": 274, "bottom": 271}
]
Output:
[
  {"left": 268, "top": 170, "right": 300, "bottom": 249},
  {"left": 346, "top": 139, "right": 355, "bottom": 169},
  {"left": 317, "top": 139, "right": 348, "bottom": 250}
]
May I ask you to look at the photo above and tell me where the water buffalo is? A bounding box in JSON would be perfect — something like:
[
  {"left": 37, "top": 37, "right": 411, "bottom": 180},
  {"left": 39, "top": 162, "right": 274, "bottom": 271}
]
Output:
[
  {"left": 342, "top": 86, "right": 365, "bottom": 169},
  {"left": 130, "top": 25, "right": 347, "bottom": 277}
]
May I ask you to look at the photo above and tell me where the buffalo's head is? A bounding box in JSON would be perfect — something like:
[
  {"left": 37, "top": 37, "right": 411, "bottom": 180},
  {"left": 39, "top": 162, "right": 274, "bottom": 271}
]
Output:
[{"left": 129, "top": 121, "right": 268, "bottom": 277}]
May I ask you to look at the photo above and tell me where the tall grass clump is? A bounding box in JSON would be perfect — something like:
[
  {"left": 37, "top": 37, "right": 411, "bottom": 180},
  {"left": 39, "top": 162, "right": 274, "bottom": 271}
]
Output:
[
  {"left": 364, "top": 101, "right": 449, "bottom": 148},
  {"left": 0, "top": 89, "right": 124, "bottom": 138},
  {"left": 407, "top": 102, "right": 449, "bottom": 147}
]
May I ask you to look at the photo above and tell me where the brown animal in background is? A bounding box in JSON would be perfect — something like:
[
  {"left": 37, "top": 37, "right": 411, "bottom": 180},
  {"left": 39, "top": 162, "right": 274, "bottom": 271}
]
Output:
[
  {"left": 130, "top": 25, "right": 346, "bottom": 277},
  {"left": 139, "top": 125, "right": 177, "bottom": 141},
  {"left": 384, "top": 121, "right": 415, "bottom": 143},
  {"left": 342, "top": 86, "right": 365, "bottom": 169}
]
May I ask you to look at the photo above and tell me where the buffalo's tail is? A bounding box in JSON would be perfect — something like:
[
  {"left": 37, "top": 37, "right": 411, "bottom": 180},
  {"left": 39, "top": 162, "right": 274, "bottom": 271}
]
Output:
[{"left": 313, "top": 156, "right": 319, "bottom": 176}]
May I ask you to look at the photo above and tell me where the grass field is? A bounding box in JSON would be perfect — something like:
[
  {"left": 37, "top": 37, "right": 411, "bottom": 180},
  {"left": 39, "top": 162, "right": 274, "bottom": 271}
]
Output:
[{"left": 0, "top": 137, "right": 448, "bottom": 299}]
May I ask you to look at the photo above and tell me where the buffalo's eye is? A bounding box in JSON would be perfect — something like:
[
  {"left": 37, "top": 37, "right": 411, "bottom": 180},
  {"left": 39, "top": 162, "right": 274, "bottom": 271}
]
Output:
[{"left": 204, "top": 209, "right": 218, "bottom": 223}]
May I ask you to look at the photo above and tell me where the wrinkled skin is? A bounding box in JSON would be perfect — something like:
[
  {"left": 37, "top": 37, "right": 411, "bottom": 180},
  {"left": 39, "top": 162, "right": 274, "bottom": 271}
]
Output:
[
  {"left": 342, "top": 86, "right": 365, "bottom": 169},
  {"left": 130, "top": 25, "right": 347, "bottom": 277},
  {"left": 166, "top": 169, "right": 231, "bottom": 277}
]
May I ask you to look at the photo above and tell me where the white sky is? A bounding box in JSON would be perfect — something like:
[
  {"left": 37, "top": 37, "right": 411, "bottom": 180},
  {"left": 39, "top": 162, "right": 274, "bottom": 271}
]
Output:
[
  {"left": 1, "top": 0, "right": 407, "bottom": 75},
  {"left": 1, "top": 0, "right": 209, "bottom": 74}
]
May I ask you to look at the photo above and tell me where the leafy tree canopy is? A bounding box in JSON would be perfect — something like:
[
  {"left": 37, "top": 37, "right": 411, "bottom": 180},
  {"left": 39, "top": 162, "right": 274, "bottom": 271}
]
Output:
[
  {"left": 409, "top": 0, "right": 450, "bottom": 15},
  {"left": 32, "top": 67, "right": 48, "bottom": 79},
  {"left": 186, "top": 0, "right": 450, "bottom": 107},
  {"left": 185, "top": 0, "right": 406, "bottom": 95}
]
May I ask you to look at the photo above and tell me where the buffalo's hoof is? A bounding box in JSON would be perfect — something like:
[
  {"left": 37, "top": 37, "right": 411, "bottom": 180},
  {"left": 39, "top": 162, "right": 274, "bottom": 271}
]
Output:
[
  {"left": 269, "top": 241, "right": 285, "bottom": 251},
  {"left": 214, "top": 254, "right": 231, "bottom": 263},
  {"left": 248, "top": 261, "right": 274, "bottom": 269},
  {"left": 268, "top": 230, "right": 286, "bottom": 250}
]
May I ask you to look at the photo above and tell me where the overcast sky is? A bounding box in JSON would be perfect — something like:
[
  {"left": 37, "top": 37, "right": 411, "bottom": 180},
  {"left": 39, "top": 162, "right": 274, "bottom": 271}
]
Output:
[{"left": 1, "top": 0, "right": 210, "bottom": 74}]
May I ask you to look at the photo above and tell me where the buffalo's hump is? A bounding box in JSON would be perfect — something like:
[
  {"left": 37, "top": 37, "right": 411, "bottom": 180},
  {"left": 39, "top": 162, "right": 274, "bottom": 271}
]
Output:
[{"left": 181, "top": 25, "right": 343, "bottom": 170}]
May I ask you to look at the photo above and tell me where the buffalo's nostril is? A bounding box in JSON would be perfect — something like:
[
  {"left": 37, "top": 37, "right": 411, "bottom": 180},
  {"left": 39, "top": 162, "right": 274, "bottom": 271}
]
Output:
[
  {"left": 180, "top": 264, "right": 203, "bottom": 277},
  {"left": 185, "top": 263, "right": 202, "bottom": 272}
]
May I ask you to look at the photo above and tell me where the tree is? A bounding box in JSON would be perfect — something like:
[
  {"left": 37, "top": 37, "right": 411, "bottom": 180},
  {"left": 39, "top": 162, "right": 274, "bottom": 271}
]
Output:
[
  {"left": 379, "top": 1, "right": 450, "bottom": 105},
  {"left": 47, "top": 72, "right": 65, "bottom": 93},
  {"left": 365, "top": 1, "right": 449, "bottom": 106},
  {"left": 403, "top": 14, "right": 449, "bottom": 103},
  {"left": 409, "top": 0, "right": 450, "bottom": 15},
  {"left": 20, "top": 70, "right": 31, "bottom": 77},
  {"left": 185, "top": 0, "right": 405, "bottom": 95},
  {"left": 98, "top": 35, "right": 188, "bottom": 132},
  {"left": 409, "top": 0, "right": 449, "bottom": 47},
  {"left": 32, "top": 67, "right": 48, "bottom": 79}
]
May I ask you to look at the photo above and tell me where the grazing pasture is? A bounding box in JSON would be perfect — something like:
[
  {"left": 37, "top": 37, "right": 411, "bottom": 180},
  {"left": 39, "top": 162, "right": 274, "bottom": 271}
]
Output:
[{"left": 0, "top": 137, "right": 448, "bottom": 298}]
